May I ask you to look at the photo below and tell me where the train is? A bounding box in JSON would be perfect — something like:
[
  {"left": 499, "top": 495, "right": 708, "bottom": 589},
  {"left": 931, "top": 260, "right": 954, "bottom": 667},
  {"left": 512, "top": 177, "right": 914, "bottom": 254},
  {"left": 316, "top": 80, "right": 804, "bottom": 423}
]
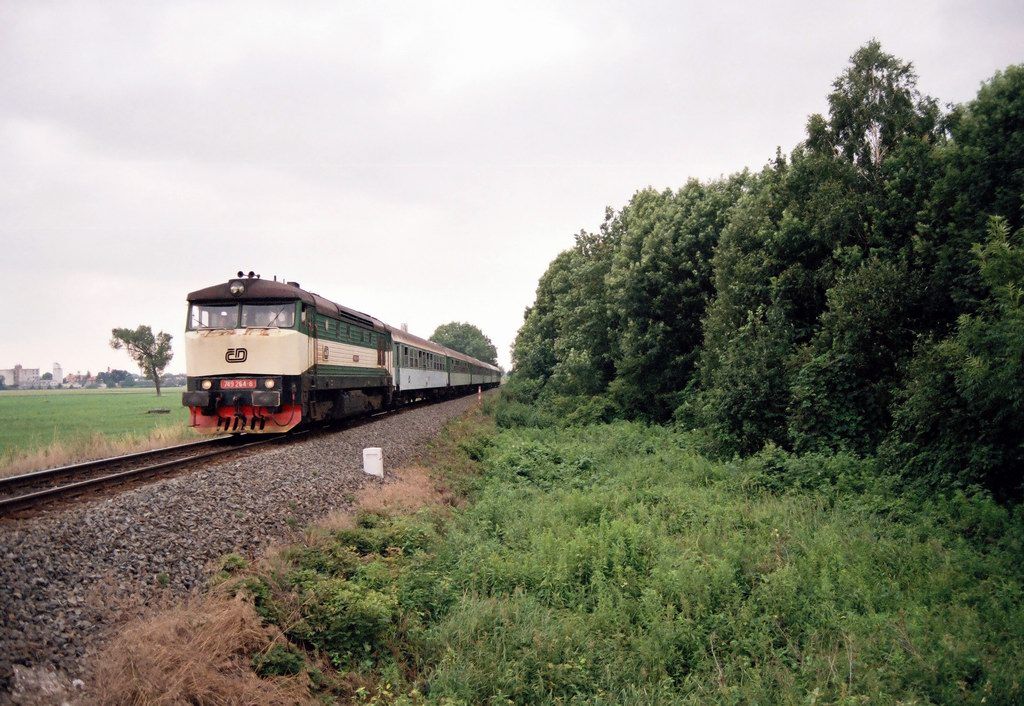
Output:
[{"left": 181, "top": 272, "right": 501, "bottom": 433}]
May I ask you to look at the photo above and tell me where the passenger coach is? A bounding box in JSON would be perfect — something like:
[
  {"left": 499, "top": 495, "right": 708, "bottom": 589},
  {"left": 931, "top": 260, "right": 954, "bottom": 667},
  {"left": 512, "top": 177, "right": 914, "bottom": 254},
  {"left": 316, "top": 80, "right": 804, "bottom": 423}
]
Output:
[{"left": 181, "top": 273, "right": 500, "bottom": 433}]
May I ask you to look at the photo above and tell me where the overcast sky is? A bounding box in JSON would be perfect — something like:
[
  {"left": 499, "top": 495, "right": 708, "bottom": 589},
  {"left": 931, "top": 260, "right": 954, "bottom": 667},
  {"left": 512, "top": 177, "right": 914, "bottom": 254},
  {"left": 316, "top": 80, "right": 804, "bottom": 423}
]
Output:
[{"left": 1, "top": 1, "right": 1021, "bottom": 377}]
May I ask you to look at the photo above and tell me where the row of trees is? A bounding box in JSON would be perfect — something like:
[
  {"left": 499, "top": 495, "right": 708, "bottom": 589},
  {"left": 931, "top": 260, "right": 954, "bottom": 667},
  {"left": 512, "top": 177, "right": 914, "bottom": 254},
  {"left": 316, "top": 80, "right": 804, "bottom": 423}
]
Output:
[{"left": 512, "top": 42, "right": 1024, "bottom": 498}]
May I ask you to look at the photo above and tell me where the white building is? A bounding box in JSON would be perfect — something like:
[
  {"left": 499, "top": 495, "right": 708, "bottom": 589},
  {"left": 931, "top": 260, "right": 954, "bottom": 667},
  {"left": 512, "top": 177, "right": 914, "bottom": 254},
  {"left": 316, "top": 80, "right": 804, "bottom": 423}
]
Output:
[{"left": 0, "top": 364, "right": 40, "bottom": 388}]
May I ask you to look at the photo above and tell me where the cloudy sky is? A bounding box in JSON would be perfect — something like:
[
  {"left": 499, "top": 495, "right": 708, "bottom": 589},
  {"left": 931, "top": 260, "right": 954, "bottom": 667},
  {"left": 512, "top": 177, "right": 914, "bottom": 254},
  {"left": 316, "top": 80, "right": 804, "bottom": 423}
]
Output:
[{"left": 1, "top": 1, "right": 1021, "bottom": 376}]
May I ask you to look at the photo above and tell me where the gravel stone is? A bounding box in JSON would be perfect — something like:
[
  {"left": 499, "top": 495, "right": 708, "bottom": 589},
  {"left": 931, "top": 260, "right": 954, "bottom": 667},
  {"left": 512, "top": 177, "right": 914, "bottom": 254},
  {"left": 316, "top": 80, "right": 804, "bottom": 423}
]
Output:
[{"left": 0, "top": 394, "right": 483, "bottom": 698}]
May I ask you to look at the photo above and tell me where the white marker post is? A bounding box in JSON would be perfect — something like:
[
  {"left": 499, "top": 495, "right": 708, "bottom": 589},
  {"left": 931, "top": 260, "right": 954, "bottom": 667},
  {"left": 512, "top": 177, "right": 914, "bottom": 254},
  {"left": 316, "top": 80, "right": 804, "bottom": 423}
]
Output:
[{"left": 362, "top": 447, "right": 384, "bottom": 477}]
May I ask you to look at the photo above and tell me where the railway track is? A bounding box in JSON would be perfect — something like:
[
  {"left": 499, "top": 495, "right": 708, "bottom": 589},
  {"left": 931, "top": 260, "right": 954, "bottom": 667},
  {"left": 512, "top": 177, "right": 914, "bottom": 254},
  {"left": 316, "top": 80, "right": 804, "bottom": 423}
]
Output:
[
  {"left": 0, "top": 396, "right": 443, "bottom": 517},
  {"left": 0, "top": 435, "right": 282, "bottom": 517}
]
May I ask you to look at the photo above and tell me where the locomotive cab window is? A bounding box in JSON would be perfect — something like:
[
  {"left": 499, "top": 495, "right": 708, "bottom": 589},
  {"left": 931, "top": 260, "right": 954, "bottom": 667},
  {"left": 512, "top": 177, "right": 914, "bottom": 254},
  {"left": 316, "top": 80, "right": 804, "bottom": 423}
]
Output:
[
  {"left": 189, "top": 304, "right": 238, "bottom": 330},
  {"left": 241, "top": 303, "right": 295, "bottom": 328}
]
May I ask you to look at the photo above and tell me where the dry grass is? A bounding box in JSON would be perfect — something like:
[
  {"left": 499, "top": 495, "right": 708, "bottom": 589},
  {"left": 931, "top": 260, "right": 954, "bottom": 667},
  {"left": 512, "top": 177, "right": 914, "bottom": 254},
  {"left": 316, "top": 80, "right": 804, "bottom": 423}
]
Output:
[
  {"left": 90, "top": 595, "right": 310, "bottom": 705},
  {"left": 0, "top": 425, "right": 193, "bottom": 479},
  {"left": 358, "top": 465, "right": 445, "bottom": 515}
]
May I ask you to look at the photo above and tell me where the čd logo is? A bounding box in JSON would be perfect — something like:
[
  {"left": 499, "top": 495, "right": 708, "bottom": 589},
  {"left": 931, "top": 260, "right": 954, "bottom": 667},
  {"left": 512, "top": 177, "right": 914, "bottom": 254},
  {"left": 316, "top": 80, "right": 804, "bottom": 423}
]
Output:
[{"left": 225, "top": 348, "right": 248, "bottom": 363}]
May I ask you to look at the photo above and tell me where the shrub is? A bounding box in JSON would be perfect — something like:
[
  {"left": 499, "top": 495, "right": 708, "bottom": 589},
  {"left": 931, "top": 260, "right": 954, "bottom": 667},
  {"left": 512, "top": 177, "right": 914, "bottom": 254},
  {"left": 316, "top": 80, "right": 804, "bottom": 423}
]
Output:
[
  {"left": 252, "top": 644, "right": 306, "bottom": 678},
  {"left": 492, "top": 399, "right": 557, "bottom": 429},
  {"left": 292, "top": 577, "right": 398, "bottom": 664}
]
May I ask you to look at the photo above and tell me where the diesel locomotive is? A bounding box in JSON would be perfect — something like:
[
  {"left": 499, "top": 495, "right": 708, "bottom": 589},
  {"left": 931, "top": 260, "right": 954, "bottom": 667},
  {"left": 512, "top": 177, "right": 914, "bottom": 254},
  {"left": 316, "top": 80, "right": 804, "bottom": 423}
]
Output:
[{"left": 181, "top": 272, "right": 501, "bottom": 433}]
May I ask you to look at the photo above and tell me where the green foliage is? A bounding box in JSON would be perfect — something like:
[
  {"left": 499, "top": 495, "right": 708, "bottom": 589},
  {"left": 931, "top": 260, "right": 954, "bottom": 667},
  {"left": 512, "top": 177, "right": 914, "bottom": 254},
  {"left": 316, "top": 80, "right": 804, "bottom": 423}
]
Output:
[
  {"left": 239, "top": 403, "right": 1024, "bottom": 703},
  {"left": 689, "top": 304, "right": 796, "bottom": 455},
  {"left": 428, "top": 420, "right": 1023, "bottom": 703},
  {"left": 292, "top": 576, "right": 399, "bottom": 665},
  {"left": 219, "top": 553, "right": 249, "bottom": 574},
  {"left": 884, "top": 218, "right": 1024, "bottom": 498},
  {"left": 788, "top": 258, "right": 921, "bottom": 454},
  {"left": 429, "top": 321, "right": 498, "bottom": 365},
  {"left": 509, "top": 42, "right": 1024, "bottom": 496},
  {"left": 512, "top": 225, "right": 618, "bottom": 394},
  {"left": 806, "top": 39, "right": 937, "bottom": 172},
  {"left": 110, "top": 324, "right": 174, "bottom": 396},
  {"left": 252, "top": 644, "right": 306, "bottom": 678},
  {"left": 95, "top": 369, "right": 133, "bottom": 388},
  {"left": 605, "top": 178, "right": 748, "bottom": 420}
]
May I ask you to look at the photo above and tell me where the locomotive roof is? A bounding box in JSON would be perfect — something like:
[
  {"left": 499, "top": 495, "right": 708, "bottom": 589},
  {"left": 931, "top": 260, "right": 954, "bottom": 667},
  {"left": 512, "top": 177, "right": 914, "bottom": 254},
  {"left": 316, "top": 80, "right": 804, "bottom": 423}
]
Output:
[{"left": 187, "top": 278, "right": 386, "bottom": 331}]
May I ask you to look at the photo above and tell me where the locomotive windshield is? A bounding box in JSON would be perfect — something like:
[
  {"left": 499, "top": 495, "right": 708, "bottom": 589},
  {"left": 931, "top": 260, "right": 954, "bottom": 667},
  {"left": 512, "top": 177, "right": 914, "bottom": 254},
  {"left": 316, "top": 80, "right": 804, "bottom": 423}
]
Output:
[
  {"left": 241, "top": 303, "right": 295, "bottom": 328},
  {"left": 187, "top": 302, "right": 296, "bottom": 329},
  {"left": 188, "top": 304, "right": 238, "bottom": 329}
]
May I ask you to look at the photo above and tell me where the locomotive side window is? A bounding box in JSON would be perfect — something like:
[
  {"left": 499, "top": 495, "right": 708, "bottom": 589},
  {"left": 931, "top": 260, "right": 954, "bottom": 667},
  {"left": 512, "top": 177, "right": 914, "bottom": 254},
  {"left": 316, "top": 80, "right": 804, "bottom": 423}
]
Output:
[
  {"left": 241, "top": 303, "right": 295, "bottom": 328},
  {"left": 189, "top": 304, "right": 238, "bottom": 330}
]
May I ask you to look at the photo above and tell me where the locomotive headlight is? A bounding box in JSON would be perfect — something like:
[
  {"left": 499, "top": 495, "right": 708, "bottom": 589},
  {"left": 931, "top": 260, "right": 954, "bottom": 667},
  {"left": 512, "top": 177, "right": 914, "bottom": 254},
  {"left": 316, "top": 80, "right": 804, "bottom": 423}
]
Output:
[
  {"left": 229, "top": 281, "right": 245, "bottom": 296},
  {"left": 264, "top": 379, "right": 275, "bottom": 389},
  {"left": 201, "top": 379, "right": 213, "bottom": 390}
]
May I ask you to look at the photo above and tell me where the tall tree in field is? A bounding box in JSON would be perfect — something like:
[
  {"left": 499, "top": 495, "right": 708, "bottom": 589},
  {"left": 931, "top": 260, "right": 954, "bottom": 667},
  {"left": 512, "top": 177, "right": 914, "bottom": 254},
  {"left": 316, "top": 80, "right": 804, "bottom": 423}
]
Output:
[
  {"left": 430, "top": 322, "right": 498, "bottom": 365},
  {"left": 110, "top": 325, "right": 173, "bottom": 396}
]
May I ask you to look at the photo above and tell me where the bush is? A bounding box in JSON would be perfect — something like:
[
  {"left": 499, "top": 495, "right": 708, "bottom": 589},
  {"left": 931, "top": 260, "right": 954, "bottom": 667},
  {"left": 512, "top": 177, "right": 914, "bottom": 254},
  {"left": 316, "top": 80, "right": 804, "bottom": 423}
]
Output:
[
  {"left": 292, "top": 577, "right": 398, "bottom": 664},
  {"left": 492, "top": 399, "right": 557, "bottom": 429},
  {"left": 252, "top": 644, "right": 306, "bottom": 678}
]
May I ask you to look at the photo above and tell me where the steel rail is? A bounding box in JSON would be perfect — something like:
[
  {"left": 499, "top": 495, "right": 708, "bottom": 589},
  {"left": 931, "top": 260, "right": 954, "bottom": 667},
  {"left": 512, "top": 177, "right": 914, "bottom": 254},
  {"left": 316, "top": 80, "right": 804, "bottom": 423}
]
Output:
[
  {"left": 0, "top": 436, "right": 237, "bottom": 496},
  {"left": 0, "top": 436, "right": 282, "bottom": 516}
]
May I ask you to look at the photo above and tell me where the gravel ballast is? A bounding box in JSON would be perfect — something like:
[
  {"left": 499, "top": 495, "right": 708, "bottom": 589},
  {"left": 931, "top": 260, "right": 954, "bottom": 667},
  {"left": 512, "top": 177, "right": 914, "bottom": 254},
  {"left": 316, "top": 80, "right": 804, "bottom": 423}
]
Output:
[{"left": 0, "top": 394, "right": 484, "bottom": 694}]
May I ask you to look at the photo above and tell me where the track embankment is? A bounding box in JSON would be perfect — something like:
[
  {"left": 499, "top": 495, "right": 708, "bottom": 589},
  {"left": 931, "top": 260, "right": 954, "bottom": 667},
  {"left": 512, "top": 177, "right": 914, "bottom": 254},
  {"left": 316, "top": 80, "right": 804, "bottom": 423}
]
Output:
[{"left": 0, "top": 393, "right": 486, "bottom": 696}]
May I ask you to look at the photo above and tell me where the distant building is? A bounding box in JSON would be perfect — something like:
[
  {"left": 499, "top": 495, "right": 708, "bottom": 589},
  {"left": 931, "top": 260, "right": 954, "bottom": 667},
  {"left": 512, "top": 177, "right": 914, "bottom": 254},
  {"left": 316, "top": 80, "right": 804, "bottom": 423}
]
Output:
[
  {"left": 53, "top": 363, "right": 63, "bottom": 384},
  {"left": 0, "top": 364, "right": 40, "bottom": 388}
]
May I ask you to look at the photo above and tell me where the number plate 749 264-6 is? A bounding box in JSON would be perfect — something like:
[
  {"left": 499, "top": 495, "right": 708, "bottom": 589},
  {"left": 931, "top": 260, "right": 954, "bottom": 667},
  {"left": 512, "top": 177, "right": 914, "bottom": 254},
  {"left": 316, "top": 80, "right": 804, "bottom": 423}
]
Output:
[{"left": 220, "top": 379, "right": 256, "bottom": 389}]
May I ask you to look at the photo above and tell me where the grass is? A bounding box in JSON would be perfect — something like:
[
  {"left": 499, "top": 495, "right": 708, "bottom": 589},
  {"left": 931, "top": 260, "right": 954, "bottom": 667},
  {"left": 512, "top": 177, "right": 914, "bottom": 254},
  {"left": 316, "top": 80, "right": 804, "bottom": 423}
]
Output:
[
  {"left": 92, "top": 400, "right": 1024, "bottom": 704},
  {"left": 0, "top": 387, "right": 190, "bottom": 476}
]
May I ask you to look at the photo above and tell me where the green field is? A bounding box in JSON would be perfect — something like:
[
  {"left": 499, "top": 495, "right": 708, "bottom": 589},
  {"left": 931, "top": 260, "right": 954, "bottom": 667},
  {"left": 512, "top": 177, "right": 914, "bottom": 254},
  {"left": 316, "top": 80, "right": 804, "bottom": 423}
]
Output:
[{"left": 0, "top": 387, "right": 190, "bottom": 464}]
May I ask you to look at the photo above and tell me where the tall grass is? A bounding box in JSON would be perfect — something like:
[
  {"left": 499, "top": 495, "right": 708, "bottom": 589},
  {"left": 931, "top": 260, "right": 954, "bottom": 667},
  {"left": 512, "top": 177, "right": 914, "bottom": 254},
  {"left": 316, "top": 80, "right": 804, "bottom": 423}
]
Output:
[
  {"left": 0, "top": 387, "right": 191, "bottom": 477},
  {"left": 0, "top": 424, "right": 193, "bottom": 478},
  {"left": 420, "top": 423, "right": 1023, "bottom": 703},
  {"left": 95, "top": 402, "right": 1024, "bottom": 703}
]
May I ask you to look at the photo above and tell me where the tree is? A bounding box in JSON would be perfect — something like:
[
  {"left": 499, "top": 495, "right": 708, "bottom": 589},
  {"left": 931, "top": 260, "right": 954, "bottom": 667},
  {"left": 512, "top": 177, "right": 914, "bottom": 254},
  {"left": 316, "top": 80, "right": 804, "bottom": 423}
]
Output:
[
  {"left": 788, "top": 258, "right": 921, "bottom": 454},
  {"left": 41, "top": 372, "right": 52, "bottom": 381},
  {"left": 96, "top": 369, "right": 132, "bottom": 388},
  {"left": 883, "top": 218, "right": 1024, "bottom": 499},
  {"left": 110, "top": 325, "right": 174, "bottom": 396},
  {"left": 430, "top": 322, "right": 498, "bottom": 365},
  {"left": 606, "top": 176, "right": 747, "bottom": 420},
  {"left": 806, "top": 39, "right": 936, "bottom": 174}
]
